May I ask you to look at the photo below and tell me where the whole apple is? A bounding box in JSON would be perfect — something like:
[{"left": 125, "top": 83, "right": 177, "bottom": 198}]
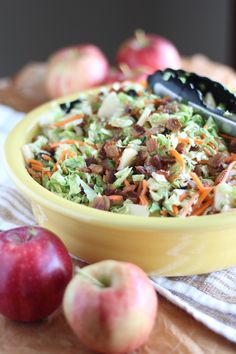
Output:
[
  {"left": 63, "top": 260, "right": 158, "bottom": 354},
  {"left": 0, "top": 226, "right": 73, "bottom": 322},
  {"left": 116, "top": 30, "right": 181, "bottom": 72},
  {"left": 46, "top": 44, "right": 109, "bottom": 98}
]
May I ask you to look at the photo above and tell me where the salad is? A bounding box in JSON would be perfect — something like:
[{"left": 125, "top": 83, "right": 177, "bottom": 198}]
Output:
[{"left": 23, "top": 82, "right": 236, "bottom": 217}]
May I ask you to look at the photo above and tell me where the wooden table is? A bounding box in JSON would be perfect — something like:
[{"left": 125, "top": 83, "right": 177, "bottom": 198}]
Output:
[{"left": 1, "top": 59, "right": 236, "bottom": 353}]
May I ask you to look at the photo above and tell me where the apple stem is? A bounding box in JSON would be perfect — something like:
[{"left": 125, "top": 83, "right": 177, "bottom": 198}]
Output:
[
  {"left": 135, "top": 29, "right": 147, "bottom": 46},
  {"left": 75, "top": 267, "right": 106, "bottom": 288},
  {"left": 119, "top": 63, "right": 131, "bottom": 77}
]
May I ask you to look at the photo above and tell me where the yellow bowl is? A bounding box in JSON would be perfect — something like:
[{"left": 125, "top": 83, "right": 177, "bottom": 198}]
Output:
[{"left": 4, "top": 89, "right": 236, "bottom": 276}]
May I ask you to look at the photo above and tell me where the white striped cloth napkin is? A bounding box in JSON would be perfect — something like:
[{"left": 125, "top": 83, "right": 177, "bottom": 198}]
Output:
[{"left": 1, "top": 104, "right": 236, "bottom": 344}]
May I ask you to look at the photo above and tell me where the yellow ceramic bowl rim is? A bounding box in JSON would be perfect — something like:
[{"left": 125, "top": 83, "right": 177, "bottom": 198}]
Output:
[{"left": 4, "top": 89, "right": 236, "bottom": 231}]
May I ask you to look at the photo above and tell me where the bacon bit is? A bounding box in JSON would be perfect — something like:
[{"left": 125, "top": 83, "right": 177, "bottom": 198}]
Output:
[
  {"left": 160, "top": 210, "right": 168, "bottom": 216},
  {"left": 193, "top": 164, "right": 203, "bottom": 177},
  {"left": 166, "top": 118, "right": 182, "bottom": 132},
  {"left": 170, "top": 149, "right": 185, "bottom": 171},
  {"left": 207, "top": 153, "right": 225, "bottom": 169},
  {"left": 104, "top": 170, "right": 116, "bottom": 184},
  {"left": 51, "top": 114, "right": 84, "bottom": 128},
  {"left": 172, "top": 205, "right": 179, "bottom": 216},
  {"left": 189, "top": 172, "right": 206, "bottom": 193},
  {"left": 181, "top": 192, "right": 200, "bottom": 217},
  {"left": 151, "top": 156, "right": 163, "bottom": 169},
  {"left": 215, "top": 161, "right": 236, "bottom": 185},
  {"left": 176, "top": 143, "right": 185, "bottom": 154},
  {"left": 90, "top": 196, "right": 110, "bottom": 211},
  {"left": 146, "top": 138, "right": 158, "bottom": 153},
  {"left": 192, "top": 198, "right": 214, "bottom": 216},
  {"left": 104, "top": 141, "right": 120, "bottom": 159},
  {"left": 50, "top": 140, "right": 96, "bottom": 149},
  {"left": 89, "top": 164, "right": 103, "bottom": 174},
  {"left": 132, "top": 124, "right": 145, "bottom": 137},
  {"left": 179, "top": 191, "right": 189, "bottom": 202},
  {"left": 224, "top": 154, "right": 236, "bottom": 163}
]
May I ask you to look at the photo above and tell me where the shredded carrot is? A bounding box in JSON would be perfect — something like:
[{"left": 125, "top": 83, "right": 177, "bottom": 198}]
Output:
[
  {"left": 108, "top": 195, "right": 123, "bottom": 202},
  {"left": 179, "top": 191, "right": 189, "bottom": 202},
  {"left": 30, "top": 164, "right": 43, "bottom": 172},
  {"left": 181, "top": 192, "right": 200, "bottom": 217},
  {"left": 140, "top": 180, "right": 148, "bottom": 196},
  {"left": 172, "top": 205, "right": 179, "bottom": 216},
  {"left": 177, "top": 137, "right": 204, "bottom": 145},
  {"left": 215, "top": 161, "right": 236, "bottom": 185},
  {"left": 170, "top": 149, "right": 185, "bottom": 170},
  {"left": 41, "top": 154, "right": 53, "bottom": 161},
  {"left": 124, "top": 179, "right": 130, "bottom": 187},
  {"left": 139, "top": 195, "right": 149, "bottom": 206},
  {"left": 52, "top": 161, "right": 59, "bottom": 173},
  {"left": 42, "top": 170, "right": 52, "bottom": 178},
  {"left": 192, "top": 198, "right": 214, "bottom": 216},
  {"left": 189, "top": 172, "right": 206, "bottom": 193},
  {"left": 208, "top": 142, "right": 217, "bottom": 150},
  {"left": 192, "top": 187, "right": 213, "bottom": 211},
  {"left": 50, "top": 139, "right": 96, "bottom": 149},
  {"left": 224, "top": 154, "right": 236, "bottom": 163},
  {"left": 59, "top": 150, "right": 77, "bottom": 161},
  {"left": 28, "top": 159, "right": 43, "bottom": 167},
  {"left": 51, "top": 114, "right": 84, "bottom": 128}
]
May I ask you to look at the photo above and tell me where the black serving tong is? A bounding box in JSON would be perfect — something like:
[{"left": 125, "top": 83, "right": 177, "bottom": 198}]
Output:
[{"left": 148, "top": 68, "right": 236, "bottom": 137}]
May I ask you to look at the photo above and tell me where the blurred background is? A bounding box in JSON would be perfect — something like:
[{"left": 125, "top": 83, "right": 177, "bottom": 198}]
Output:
[{"left": 0, "top": 0, "right": 234, "bottom": 77}]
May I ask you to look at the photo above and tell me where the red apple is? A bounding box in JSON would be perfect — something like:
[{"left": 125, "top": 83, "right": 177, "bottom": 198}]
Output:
[
  {"left": 63, "top": 260, "right": 158, "bottom": 354},
  {"left": 116, "top": 30, "right": 181, "bottom": 72},
  {"left": 46, "top": 44, "right": 109, "bottom": 98},
  {"left": 104, "top": 65, "right": 148, "bottom": 85},
  {"left": 0, "top": 226, "right": 73, "bottom": 322}
]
